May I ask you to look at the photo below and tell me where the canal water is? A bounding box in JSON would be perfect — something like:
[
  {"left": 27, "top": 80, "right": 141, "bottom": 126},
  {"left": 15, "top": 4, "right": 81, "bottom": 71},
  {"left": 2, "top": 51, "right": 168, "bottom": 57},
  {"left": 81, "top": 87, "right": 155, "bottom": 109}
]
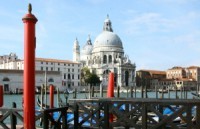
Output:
[{"left": 2, "top": 91, "right": 196, "bottom": 108}]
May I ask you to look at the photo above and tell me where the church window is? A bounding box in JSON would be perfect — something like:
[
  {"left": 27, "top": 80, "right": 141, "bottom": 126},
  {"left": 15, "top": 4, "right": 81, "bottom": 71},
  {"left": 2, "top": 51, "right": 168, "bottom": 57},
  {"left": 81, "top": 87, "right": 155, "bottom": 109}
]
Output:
[
  {"left": 64, "top": 74, "right": 66, "bottom": 79},
  {"left": 109, "top": 55, "right": 112, "bottom": 63},
  {"left": 68, "top": 74, "right": 71, "bottom": 79},
  {"left": 103, "top": 55, "right": 107, "bottom": 64},
  {"left": 48, "top": 78, "right": 54, "bottom": 82}
]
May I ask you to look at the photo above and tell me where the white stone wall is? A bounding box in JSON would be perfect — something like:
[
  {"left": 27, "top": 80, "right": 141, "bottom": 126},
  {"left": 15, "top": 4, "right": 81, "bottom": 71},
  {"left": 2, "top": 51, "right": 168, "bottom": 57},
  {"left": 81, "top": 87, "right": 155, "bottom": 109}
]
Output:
[{"left": 0, "top": 70, "right": 63, "bottom": 92}]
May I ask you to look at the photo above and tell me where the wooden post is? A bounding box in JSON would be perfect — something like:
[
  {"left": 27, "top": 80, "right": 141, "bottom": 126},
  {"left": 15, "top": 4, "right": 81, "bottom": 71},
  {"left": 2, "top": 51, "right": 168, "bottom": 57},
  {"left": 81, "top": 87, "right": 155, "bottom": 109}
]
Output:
[
  {"left": 92, "top": 86, "right": 94, "bottom": 97},
  {"left": 196, "top": 105, "right": 200, "bottom": 128},
  {"left": 11, "top": 102, "right": 17, "bottom": 129},
  {"left": 107, "top": 72, "right": 114, "bottom": 98},
  {"left": 117, "top": 86, "right": 120, "bottom": 98},
  {"left": 100, "top": 83, "right": 103, "bottom": 98},
  {"left": 180, "top": 86, "right": 183, "bottom": 99},
  {"left": 130, "top": 86, "right": 133, "bottom": 98},
  {"left": 107, "top": 72, "right": 114, "bottom": 123},
  {"left": 0, "top": 85, "right": 3, "bottom": 107},
  {"left": 89, "top": 85, "right": 91, "bottom": 99},
  {"left": 134, "top": 86, "right": 137, "bottom": 98},
  {"left": 186, "top": 105, "right": 192, "bottom": 128},
  {"left": 168, "top": 86, "right": 170, "bottom": 99},
  {"left": 73, "top": 88, "right": 77, "bottom": 99},
  {"left": 104, "top": 102, "right": 109, "bottom": 129},
  {"left": 141, "top": 86, "right": 144, "bottom": 98},
  {"left": 142, "top": 103, "right": 147, "bottom": 129},
  {"left": 175, "top": 86, "right": 178, "bottom": 99},
  {"left": 22, "top": 3, "right": 38, "bottom": 128},
  {"left": 49, "top": 85, "right": 54, "bottom": 108},
  {"left": 127, "top": 87, "right": 129, "bottom": 98},
  {"left": 43, "top": 110, "right": 49, "bottom": 129},
  {"left": 145, "top": 85, "right": 147, "bottom": 98},
  {"left": 155, "top": 85, "right": 158, "bottom": 99},
  {"left": 74, "top": 103, "right": 79, "bottom": 129}
]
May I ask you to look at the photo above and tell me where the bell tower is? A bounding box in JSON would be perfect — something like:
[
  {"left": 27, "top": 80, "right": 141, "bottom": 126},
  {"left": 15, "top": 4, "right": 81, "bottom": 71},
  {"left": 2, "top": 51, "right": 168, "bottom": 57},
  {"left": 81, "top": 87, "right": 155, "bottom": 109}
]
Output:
[{"left": 73, "top": 38, "right": 80, "bottom": 62}]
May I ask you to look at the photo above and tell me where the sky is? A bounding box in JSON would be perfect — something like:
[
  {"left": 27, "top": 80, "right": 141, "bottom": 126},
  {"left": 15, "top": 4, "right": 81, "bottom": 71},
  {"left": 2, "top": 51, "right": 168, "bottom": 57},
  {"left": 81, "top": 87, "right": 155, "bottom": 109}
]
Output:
[{"left": 0, "top": 0, "right": 200, "bottom": 71}]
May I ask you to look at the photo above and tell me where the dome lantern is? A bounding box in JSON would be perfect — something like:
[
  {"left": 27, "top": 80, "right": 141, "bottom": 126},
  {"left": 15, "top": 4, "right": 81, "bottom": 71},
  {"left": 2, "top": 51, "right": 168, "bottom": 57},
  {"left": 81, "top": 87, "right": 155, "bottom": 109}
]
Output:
[{"left": 103, "top": 15, "right": 113, "bottom": 32}]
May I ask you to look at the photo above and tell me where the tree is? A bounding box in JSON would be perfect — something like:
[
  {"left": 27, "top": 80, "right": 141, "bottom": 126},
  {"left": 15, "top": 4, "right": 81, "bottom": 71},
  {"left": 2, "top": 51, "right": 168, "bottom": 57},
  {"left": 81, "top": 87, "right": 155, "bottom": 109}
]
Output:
[
  {"left": 81, "top": 67, "right": 91, "bottom": 86},
  {"left": 86, "top": 73, "right": 101, "bottom": 86},
  {"left": 81, "top": 67, "right": 101, "bottom": 86}
]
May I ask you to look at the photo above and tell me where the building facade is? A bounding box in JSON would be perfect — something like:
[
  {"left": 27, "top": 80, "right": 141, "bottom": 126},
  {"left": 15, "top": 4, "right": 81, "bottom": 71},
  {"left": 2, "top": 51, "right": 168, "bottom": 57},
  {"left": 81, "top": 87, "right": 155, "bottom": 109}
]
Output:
[
  {"left": 0, "top": 53, "right": 81, "bottom": 92},
  {"left": 73, "top": 16, "right": 136, "bottom": 87},
  {"left": 0, "top": 69, "right": 62, "bottom": 93},
  {"left": 136, "top": 70, "right": 166, "bottom": 89}
]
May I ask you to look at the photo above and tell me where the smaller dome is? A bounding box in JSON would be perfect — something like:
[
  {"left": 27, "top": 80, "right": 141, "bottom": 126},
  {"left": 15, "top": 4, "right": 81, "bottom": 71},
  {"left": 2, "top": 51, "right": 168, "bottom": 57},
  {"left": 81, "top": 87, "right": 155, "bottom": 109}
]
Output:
[
  {"left": 81, "top": 35, "right": 93, "bottom": 56},
  {"left": 82, "top": 44, "right": 93, "bottom": 55}
]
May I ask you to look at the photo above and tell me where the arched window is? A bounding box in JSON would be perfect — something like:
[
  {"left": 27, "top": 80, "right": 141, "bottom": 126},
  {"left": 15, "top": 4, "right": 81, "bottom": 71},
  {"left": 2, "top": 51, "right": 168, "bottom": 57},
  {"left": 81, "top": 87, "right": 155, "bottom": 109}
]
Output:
[
  {"left": 109, "top": 55, "right": 112, "bottom": 63},
  {"left": 125, "top": 71, "right": 129, "bottom": 86},
  {"left": 64, "top": 74, "right": 66, "bottom": 79},
  {"left": 3, "top": 77, "right": 10, "bottom": 81},
  {"left": 48, "top": 78, "right": 54, "bottom": 82},
  {"left": 68, "top": 74, "right": 71, "bottom": 79},
  {"left": 103, "top": 55, "right": 107, "bottom": 64}
]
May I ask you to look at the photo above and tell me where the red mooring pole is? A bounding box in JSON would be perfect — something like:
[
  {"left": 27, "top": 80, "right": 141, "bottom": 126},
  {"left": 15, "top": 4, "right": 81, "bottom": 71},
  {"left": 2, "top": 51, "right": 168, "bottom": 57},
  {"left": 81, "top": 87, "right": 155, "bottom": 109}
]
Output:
[
  {"left": 0, "top": 85, "right": 3, "bottom": 107},
  {"left": 107, "top": 72, "right": 114, "bottom": 122},
  {"left": 107, "top": 72, "right": 114, "bottom": 98},
  {"left": 22, "top": 3, "right": 37, "bottom": 129},
  {"left": 50, "top": 85, "right": 54, "bottom": 108}
]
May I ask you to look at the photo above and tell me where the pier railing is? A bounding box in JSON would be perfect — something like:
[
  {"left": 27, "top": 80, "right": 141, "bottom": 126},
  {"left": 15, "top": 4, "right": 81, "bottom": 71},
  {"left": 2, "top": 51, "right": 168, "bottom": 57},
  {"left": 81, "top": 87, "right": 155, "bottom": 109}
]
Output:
[
  {"left": 68, "top": 98, "right": 200, "bottom": 129},
  {"left": 0, "top": 106, "right": 68, "bottom": 129}
]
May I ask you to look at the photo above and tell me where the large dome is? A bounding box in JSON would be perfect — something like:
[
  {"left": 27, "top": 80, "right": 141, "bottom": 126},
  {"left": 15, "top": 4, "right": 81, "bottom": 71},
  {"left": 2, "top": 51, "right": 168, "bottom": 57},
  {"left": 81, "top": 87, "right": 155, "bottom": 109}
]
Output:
[
  {"left": 93, "top": 31, "right": 123, "bottom": 48},
  {"left": 92, "top": 16, "right": 124, "bottom": 53}
]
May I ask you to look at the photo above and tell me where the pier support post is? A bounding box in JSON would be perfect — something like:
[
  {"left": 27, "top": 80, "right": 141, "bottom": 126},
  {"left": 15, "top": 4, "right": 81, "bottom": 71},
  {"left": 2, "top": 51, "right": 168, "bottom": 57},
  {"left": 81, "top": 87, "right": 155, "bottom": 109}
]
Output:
[
  {"left": 0, "top": 85, "right": 3, "bottom": 107},
  {"left": 11, "top": 102, "right": 17, "bottom": 129},
  {"left": 117, "top": 86, "right": 120, "bottom": 98},
  {"left": 107, "top": 72, "right": 114, "bottom": 98},
  {"left": 107, "top": 72, "right": 114, "bottom": 123},
  {"left": 50, "top": 85, "right": 54, "bottom": 108},
  {"left": 100, "top": 83, "right": 103, "bottom": 97},
  {"left": 22, "top": 3, "right": 38, "bottom": 129}
]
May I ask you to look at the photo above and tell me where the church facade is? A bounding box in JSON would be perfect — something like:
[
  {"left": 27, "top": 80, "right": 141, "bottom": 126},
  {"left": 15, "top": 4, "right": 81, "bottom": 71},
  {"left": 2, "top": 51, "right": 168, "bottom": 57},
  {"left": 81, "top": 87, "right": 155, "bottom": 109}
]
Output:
[{"left": 73, "top": 16, "right": 136, "bottom": 87}]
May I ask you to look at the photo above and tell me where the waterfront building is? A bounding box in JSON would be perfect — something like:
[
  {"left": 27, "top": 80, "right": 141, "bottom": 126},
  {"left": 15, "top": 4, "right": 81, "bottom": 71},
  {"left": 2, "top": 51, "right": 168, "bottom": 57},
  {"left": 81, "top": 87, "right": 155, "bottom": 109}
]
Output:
[
  {"left": 73, "top": 16, "right": 136, "bottom": 87},
  {"left": 136, "top": 66, "right": 200, "bottom": 90},
  {"left": 0, "top": 53, "right": 81, "bottom": 92},
  {"left": 136, "top": 70, "right": 166, "bottom": 89},
  {"left": 0, "top": 69, "right": 61, "bottom": 93},
  {"left": 166, "top": 66, "right": 200, "bottom": 90}
]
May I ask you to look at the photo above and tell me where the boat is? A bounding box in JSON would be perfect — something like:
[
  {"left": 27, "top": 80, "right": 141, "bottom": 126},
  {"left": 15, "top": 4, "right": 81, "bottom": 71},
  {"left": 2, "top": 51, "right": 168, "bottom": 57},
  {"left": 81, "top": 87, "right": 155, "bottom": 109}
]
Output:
[
  {"left": 191, "top": 92, "right": 200, "bottom": 98},
  {"left": 158, "top": 89, "right": 168, "bottom": 93},
  {"left": 64, "top": 88, "right": 74, "bottom": 94}
]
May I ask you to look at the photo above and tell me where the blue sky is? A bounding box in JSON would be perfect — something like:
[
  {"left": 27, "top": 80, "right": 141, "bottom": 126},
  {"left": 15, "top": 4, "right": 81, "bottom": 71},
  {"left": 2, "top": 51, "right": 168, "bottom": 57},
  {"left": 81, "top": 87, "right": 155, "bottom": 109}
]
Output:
[{"left": 0, "top": 0, "right": 200, "bottom": 70}]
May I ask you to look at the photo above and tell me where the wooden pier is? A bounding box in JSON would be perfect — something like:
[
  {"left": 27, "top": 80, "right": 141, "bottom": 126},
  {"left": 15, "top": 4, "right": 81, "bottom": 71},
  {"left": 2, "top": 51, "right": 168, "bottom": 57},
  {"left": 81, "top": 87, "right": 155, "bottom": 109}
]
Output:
[
  {"left": 68, "top": 98, "right": 200, "bottom": 129},
  {"left": 1, "top": 98, "right": 200, "bottom": 128}
]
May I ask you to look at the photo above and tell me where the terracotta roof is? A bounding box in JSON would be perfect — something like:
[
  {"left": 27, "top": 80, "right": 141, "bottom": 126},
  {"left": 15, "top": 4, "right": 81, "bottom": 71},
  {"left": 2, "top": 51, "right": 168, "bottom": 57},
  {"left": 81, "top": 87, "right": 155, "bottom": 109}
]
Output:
[
  {"left": 168, "top": 66, "right": 183, "bottom": 70},
  {"left": 138, "top": 69, "right": 166, "bottom": 75},
  {"left": 35, "top": 57, "right": 80, "bottom": 64},
  {"left": 187, "top": 66, "right": 200, "bottom": 69}
]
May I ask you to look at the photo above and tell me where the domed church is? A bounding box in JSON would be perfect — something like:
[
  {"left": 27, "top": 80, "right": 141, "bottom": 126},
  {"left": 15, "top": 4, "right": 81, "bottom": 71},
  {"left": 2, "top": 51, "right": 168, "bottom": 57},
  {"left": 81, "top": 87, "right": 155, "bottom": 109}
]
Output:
[{"left": 73, "top": 15, "right": 136, "bottom": 87}]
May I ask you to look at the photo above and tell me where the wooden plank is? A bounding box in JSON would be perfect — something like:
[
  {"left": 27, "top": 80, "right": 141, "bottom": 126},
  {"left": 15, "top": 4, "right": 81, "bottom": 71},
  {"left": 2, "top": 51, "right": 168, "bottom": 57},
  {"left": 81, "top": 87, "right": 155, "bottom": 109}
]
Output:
[{"left": 142, "top": 103, "right": 147, "bottom": 129}]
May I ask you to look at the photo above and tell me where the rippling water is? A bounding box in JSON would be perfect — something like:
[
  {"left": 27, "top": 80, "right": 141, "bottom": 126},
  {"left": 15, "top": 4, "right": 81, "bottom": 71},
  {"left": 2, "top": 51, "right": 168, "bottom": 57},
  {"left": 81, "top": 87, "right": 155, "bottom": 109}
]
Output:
[{"left": 2, "top": 91, "right": 196, "bottom": 108}]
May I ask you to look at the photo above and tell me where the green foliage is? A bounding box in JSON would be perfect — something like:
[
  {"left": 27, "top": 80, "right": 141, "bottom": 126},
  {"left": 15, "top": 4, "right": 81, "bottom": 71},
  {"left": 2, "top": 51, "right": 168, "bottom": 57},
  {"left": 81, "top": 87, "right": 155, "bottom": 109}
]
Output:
[{"left": 81, "top": 67, "right": 101, "bottom": 86}]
